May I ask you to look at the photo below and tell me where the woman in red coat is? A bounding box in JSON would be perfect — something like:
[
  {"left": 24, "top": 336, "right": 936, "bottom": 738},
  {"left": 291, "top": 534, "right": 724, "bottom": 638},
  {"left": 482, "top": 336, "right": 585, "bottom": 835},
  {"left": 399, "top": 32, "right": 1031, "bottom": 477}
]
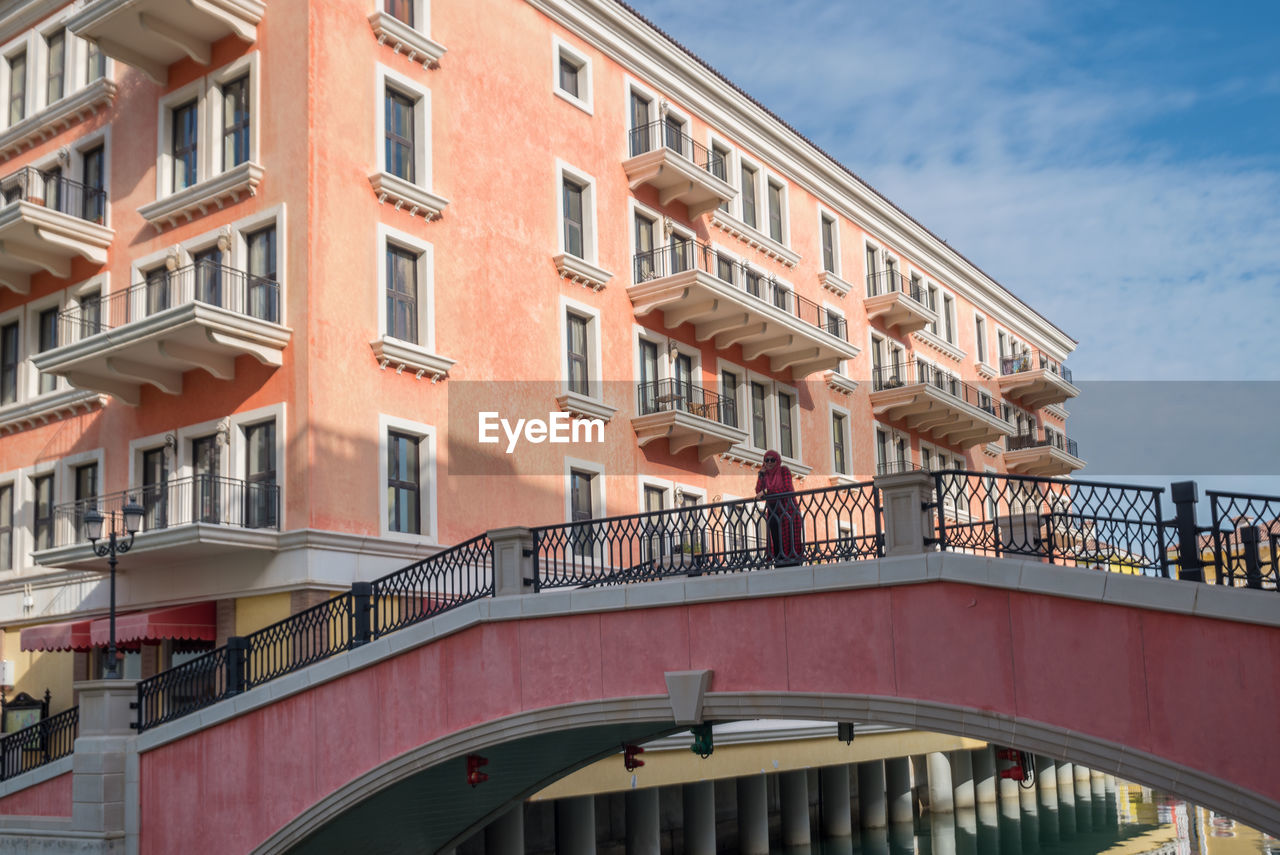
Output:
[{"left": 755, "top": 450, "right": 804, "bottom": 566}]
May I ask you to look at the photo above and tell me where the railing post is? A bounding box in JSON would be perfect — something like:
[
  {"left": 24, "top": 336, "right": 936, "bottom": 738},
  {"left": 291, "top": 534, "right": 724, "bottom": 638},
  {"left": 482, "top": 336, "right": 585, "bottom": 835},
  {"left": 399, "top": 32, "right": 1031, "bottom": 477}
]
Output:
[
  {"left": 874, "top": 470, "right": 935, "bottom": 556},
  {"left": 225, "top": 635, "right": 249, "bottom": 696},
  {"left": 1241, "top": 526, "right": 1263, "bottom": 589},
  {"left": 1170, "top": 481, "right": 1204, "bottom": 582},
  {"left": 488, "top": 527, "right": 535, "bottom": 596},
  {"left": 350, "top": 582, "right": 373, "bottom": 646}
]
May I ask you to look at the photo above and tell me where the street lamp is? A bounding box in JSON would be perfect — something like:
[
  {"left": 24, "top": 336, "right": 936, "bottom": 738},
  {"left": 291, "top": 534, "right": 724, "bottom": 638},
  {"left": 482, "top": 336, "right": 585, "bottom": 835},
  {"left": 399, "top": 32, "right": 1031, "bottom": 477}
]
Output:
[{"left": 84, "top": 500, "right": 145, "bottom": 680}]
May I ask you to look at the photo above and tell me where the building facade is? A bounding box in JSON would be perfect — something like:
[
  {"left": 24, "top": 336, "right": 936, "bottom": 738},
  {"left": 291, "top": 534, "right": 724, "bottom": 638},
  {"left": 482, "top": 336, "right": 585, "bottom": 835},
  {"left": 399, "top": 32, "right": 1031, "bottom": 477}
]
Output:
[{"left": 0, "top": 0, "right": 1080, "bottom": 710}]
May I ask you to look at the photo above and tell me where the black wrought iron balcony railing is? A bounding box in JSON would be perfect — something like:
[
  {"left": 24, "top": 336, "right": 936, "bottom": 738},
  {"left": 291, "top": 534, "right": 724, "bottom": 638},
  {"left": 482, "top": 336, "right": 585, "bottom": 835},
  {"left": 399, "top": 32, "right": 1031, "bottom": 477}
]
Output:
[
  {"left": 0, "top": 705, "right": 78, "bottom": 782},
  {"left": 0, "top": 165, "right": 106, "bottom": 225},
  {"left": 632, "top": 240, "right": 849, "bottom": 340},
  {"left": 636, "top": 378, "right": 726, "bottom": 423},
  {"left": 875, "top": 459, "right": 925, "bottom": 477},
  {"left": 865, "top": 269, "right": 931, "bottom": 307},
  {"left": 56, "top": 260, "right": 280, "bottom": 343},
  {"left": 1000, "top": 350, "right": 1073, "bottom": 384},
  {"left": 1007, "top": 432, "right": 1080, "bottom": 457},
  {"left": 871, "top": 361, "right": 1002, "bottom": 418},
  {"left": 627, "top": 119, "right": 725, "bottom": 175},
  {"left": 46, "top": 476, "right": 280, "bottom": 549}
]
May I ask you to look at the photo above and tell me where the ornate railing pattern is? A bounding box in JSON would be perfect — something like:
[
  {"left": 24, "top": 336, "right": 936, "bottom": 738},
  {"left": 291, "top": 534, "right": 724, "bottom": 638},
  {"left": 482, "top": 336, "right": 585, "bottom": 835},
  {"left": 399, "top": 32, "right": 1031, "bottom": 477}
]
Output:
[
  {"left": 635, "top": 378, "right": 728, "bottom": 424},
  {"left": 627, "top": 119, "right": 724, "bottom": 174},
  {"left": 371, "top": 534, "right": 494, "bottom": 636},
  {"left": 932, "top": 471, "right": 1168, "bottom": 576},
  {"left": 0, "top": 706, "right": 78, "bottom": 782},
  {"left": 531, "top": 482, "right": 882, "bottom": 591},
  {"left": 0, "top": 165, "right": 105, "bottom": 224},
  {"left": 865, "top": 269, "right": 931, "bottom": 306},
  {"left": 1207, "top": 491, "right": 1280, "bottom": 590},
  {"left": 872, "top": 362, "right": 1002, "bottom": 419}
]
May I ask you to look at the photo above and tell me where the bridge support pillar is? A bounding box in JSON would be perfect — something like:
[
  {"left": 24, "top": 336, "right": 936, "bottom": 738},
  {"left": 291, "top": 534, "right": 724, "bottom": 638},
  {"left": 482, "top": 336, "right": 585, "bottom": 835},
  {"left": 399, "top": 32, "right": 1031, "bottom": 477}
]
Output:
[
  {"left": 950, "top": 750, "right": 975, "bottom": 810},
  {"left": 1090, "top": 769, "right": 1106, "bottom": 798},
  {"left": 682, "top": 780, "right": 715, "bottom": 855},
  {"left": 885, "top": 757, "right": 912, "bottom": 824},
  {"left": 820, "top": 765, "right": 852, "bottom": 838},
  {"left": 927, "top": 751, "right": 954, "bottom": 813},
  {"left": 972, "top": 747, "right": 997, "bottom": 805},
  {"left": 857, "top": 760, "right": 887, "bottom": 829},
  {"left": 489, "top": 526, "right": 535, "bottom": 596},
  {"left": 72, "top": 679, "right": 136, "bottom": 844},
  {"left": 735, "top": 774, "right": 769, "bottom": 855},
  {"left": 780, "top": 769, "right": 810, "bottom": 845},
  {"left": 875, "top": 470, "right": 935, "bottom": 555},
  {"left": 556, "top": 796, "right": 596, "bottom": 854},
  {"left": 485, "top": 805, "right": 524, "bottom": 854},
  {"left": 624, "top": 788, "right": 659, "bottom": 855}
]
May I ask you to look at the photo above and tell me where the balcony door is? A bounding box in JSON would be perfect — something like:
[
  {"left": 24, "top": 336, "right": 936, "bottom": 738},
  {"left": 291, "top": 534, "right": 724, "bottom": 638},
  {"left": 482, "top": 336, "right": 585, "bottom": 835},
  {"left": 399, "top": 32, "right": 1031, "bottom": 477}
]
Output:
[
  {"left": 673, "top": 352, "right": 693, "bottom": 412},
  {"left": 191, "top": 435, "right": 221, "bottom": 524},
  {"left": 141, "top": 448, "right": 168, "bottom": 531},
  {"left": 74, "top": 463, "right": 98, "bottom": 543},
  {"left": 194, "top": 247, "right": 222, "bottom": 308},
  {"left": 629, "top": 91, "right": 652, "bottom": 156},
  {"left": 638, "top": 339, "right": 659, "bottom": 414}
]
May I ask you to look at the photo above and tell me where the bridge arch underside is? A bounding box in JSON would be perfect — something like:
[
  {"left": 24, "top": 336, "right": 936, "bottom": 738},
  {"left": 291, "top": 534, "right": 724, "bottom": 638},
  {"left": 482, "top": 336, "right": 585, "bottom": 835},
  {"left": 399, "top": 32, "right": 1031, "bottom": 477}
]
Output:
[{"left": 258, "top": 693, "right": 1280, "bottom": 855}]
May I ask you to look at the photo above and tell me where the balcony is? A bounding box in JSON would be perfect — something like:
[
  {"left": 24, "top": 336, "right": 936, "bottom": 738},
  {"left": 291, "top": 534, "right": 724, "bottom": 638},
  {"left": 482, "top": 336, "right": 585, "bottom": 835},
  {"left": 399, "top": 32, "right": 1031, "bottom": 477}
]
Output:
[
  {"left": 997, "top": 351, "right": 1079, "bottom": 409},
  {"left": 863, "top": 269, "right": 936, "bottom": 336},
  {"left": 869, "top": 360, "right": 1012, "bottom": 449},
  {"left": 0, "top": 167, "right": 112, "bottom": 294},
  {"left": 629, "top": 241, "right": 860, "bottom": 379},
  {"left": 67, "top": 0, "right": 264, "bottom": 85},
  {"left": 1003, "top": 432, "right": 1084, "bottom": 477},
  {"left": 31, "top": 476, "right": 281, "bottom": 570},
  {"left": 631, "top": 379, "right": 747, "bottom": 461},
  {"left": 33, "top": 260, "right": 291, "bottom": 406},
  {"left": 623, "top": 121, "right": 736, "bottom": 218}
]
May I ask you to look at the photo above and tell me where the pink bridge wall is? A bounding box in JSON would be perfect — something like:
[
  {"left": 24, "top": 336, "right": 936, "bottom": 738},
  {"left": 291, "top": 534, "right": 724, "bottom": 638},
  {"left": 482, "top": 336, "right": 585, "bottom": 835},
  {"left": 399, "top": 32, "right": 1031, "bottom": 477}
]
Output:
[
  {"left": 0, "top": 771, "right": 72, "bottom": 818},
  {"left": 138, "top": 582, "right": 1280, "bottom": 855}
]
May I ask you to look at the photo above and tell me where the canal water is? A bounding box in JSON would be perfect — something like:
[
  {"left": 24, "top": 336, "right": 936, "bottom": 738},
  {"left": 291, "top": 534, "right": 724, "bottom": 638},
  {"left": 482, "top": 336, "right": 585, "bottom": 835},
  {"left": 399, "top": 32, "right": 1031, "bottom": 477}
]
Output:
[{"left": 769, "top": 784, "right": 1276, "bottom": 854}]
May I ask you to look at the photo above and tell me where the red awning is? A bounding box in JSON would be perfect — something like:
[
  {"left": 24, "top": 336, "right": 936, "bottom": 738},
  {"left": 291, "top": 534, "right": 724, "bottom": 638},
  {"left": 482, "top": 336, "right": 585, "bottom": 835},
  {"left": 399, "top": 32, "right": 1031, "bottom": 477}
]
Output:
[
  {"left": 90, "top": 603, "right": 217, "bottom": 646},
  {"left": 20, "top": 619, "right": 93, "bottom": 652}
]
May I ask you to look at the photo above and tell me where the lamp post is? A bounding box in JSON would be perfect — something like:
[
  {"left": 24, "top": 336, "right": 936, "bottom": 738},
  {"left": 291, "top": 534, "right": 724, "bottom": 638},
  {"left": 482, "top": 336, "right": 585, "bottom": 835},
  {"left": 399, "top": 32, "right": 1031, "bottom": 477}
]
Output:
[{"left": 83, "top": 500, "right": 145, "bottom": 680}]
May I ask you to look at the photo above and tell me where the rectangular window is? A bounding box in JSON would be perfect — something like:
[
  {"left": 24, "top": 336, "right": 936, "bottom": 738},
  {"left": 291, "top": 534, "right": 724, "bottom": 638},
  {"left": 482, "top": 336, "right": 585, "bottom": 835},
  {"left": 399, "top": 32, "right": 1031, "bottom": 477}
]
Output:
[
  {"left": 998, "top": 330, "right": 1009, "bottom": 359},
  {"left": 766, "top": 180, "right": 784, "bottom": 243},
  {"left": 974, "top": 316, "right": 987, "bottom": 363},
  {"left": 172, "top": 100, "right": 199, "bottom": 191},
  {"left": 81, "top": 144, "right": 105, "bottom": 224},
  {"left": 32, "top": 473, "right": 54, "bottom": 551},
  {"left": 45, "top": 31, "right": 65, "bottom": 105},
  {"left": 745, "top": 270, "right": 762, "bottom": 299},
  {"left": 87, "top": 41, "right": 105, "bottom": 82},
  {"left": 926, "top": 284, "right": 938, "bottom": 334},
  {"left": 832, "top": 413, "right": 847, "bottom": 475},
  {"left": 865, "top": 246, "right": 878, "bottom": 296},
  {"left": 720, "top": 369, "right": 739, "bottom": 428},
  {"left": 193, "top": 246, "right": 223, "bottom": 307},
  {"left": 740, "top": 164, "right": 757, "bottom": 228},
  {"left": 387, "top": 431, "right": 421, "bottom": 534},
  {"left": 638, "top": 339, "right": 658, "bottom": 412},
  {"left": 246, "top": 224, "right": 279, "bottom": 322},
  {"left": 569, "top": 468, "right": 594, "bottom": 557},
  {"left": 245, "top": 421, "right": 277, "bottom": 528},
  {"left": 562, "top": 178, "right": 585, "bottom": 259},
  {"left": 558, "top": 55, "right": 579, "bottom": 98},
  {"left": 0, "top": 484, "right": 11, "bottom": 571},
  {"left": 943, "top": 295, "right": 955, "bottom": 343},
  {"left": 140, "top": 447, "right": 168, "bottom": 531},
  {"left": 628, "top": 91, "right": 652, "bottom": 155},
  {"left": 566, "top": 312, "right": 589, "bottom": 396},
  {"left": 821, "top": 214, "right": 836, "bottom": 273},
  {"left": 633, "top": 212, "right": 655, "bottom": 281},
  {"left": 8, "top": 51, "right": 25, "bottom": 125},
  {"left": 386, "top": 244, "right": 419, "bottom": 343},
  {"left": 1, "top": 322, "right": 20, "bottom": 405},
  {"left": 384, "top": 89, "right": 415, "bottom": 181},
  {"left": 385, "top": 0, "right": 414, "bottom": 25},
  {"left": 222, "top": 75, "right": 250, "bottom": 169},
  {"left": 79, "top": 289, "right": 102, "bottom": 339},
  {"left": 750, "top": 381, "right": 767, "bottom": 449},
  {"left": 777, "top": 391, "right": 794, "bottom": 458},
  {"left": 711, "top": 143, "right": 730, "bottom": 212},
  {"left": 73, "top": 462, "right": 97, "bottom": 542},
  {"left": 716, "top": 253, "right": 735, "bottom": 283},
  {"left": 37, "top": 307, "right": 57, "bottom": 393},
  {"left": 145, "top": 267, "right": 171, "bottom": 315}
]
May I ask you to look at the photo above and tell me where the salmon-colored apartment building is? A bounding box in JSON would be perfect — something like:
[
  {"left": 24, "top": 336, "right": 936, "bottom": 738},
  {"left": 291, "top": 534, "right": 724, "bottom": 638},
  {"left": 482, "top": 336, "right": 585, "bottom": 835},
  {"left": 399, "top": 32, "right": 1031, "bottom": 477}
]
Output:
[{"left": 0, "top": 0, "right": 1081, "bottom": 710}]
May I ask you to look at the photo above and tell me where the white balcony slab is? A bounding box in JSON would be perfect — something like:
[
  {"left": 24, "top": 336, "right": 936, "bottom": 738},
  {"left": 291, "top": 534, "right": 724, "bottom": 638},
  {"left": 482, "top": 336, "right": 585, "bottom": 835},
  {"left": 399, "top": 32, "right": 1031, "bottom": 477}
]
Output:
[
  {"left": 870, "top": 381, "right": 1012, "bottom": 449},
  {"left": 623, "top": 148, "right": 736, "bottom": 218},
  {"left": 0, "top": 201, "right": 113, "bottom": 294},
  {"left": 1003, "top": 443, "right": 1085, "bottom": 477},
  {"left": 997, "top": 367, "right": 1080, "bottom": 409},
  {"left": 863, "top": 289, "right": 936, "bottom": 336},
  {"left": 632, "top": 408, "right": 747, "bottom": 461}
]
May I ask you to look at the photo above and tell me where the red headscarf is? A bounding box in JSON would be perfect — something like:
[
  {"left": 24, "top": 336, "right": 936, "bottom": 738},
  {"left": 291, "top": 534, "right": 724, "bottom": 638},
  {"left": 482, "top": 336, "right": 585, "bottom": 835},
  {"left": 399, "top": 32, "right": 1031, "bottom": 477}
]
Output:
[{"left": 756, "top": 450, "right": 793, "bottom": 496}]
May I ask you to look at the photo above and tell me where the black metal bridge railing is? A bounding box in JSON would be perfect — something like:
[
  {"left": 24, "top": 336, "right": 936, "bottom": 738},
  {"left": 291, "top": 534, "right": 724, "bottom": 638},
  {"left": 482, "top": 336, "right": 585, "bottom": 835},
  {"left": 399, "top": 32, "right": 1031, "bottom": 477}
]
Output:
[{"left": 0, "top": 706, "right": 78, "bottom": 782}]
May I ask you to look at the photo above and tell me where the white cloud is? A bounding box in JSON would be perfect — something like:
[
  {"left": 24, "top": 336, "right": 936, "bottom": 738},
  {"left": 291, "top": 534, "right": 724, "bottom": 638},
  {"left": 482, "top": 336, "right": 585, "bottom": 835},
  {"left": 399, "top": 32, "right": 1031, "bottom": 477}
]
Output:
[{"left": 627, "top": 0, "right": 1280, "bottom": 380}]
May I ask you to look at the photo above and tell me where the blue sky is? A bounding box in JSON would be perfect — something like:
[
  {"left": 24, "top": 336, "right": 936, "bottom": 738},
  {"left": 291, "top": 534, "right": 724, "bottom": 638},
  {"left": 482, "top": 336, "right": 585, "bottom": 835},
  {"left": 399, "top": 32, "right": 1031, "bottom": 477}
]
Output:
[{"left": 627, "top": 0, "right": 1280, "bottom": 496}]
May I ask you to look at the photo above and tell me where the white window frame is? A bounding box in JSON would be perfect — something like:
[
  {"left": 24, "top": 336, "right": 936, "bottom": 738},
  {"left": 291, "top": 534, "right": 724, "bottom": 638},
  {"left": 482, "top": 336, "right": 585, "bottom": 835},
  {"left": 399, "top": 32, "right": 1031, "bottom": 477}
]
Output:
[
  {"left": 378, "top": 413, "right": 437, "bottom": 543},
  {"left": 622, "top": 76, "right": 658, "bottom": 156},
  {"left": 35, "top": 22, "right": 67, "bottom": 113},
  {"left": 818, "top": 207, "right": 841, "bottom": 275},
  {"left": 556, "top": 159, "right": 600, "bottom": 265},
  {"left": 564, "top": 455, "right": 606, "bottom": 528},
  {"left": 0, "top": 468, "right": 20, "bottom": 574},
  {"left": 25, "top": 457, "right": 57, "bottom": 556},
  {"left": 861, "top": 237, "right": 881, "bottom": 295},
  {"left": 829, "top": 403, "right": 851, "bottom": 477},
  {"left": 763, "top": 172, "right": 789, "bottom": 246},
  {"left": 2, "top": 37, "right": 33, "bottom": 129},
  {"left": 154, "top": 53, "right": 260, "bottom": 199},
  {"left": 736, "top": 155, "right": 762, "bottom": 228},
  {"left": 774, "top": 378, "right": 801, "bottom": 463},
  {"left": 377, "top": 222, "right": 437, "bottom": 355},
  {"left": 66, "top": 272, "right": 108, "bottom": 346},
  {"left": 715, "top": 357, "right": 745, "bottom": 433},
  {"left": 24, "top": 292, "right": 66, "bottom": 397},
  {"left": 974, "top": 313, "right": 989, "bottom": 366},
  {"left": 230, "top": 202, "right": 288, "bottom": 324},
  {"left": 551, "top": 35, "right": 592, "bottom": 115},
  {"left": 559, "top": 295, "right": 604, "bottom": 401},
  {"left": 375, "top": 62, "right": 432, "bottom": 188},
  {"left": 823, "top": 302, "right": 848, "bottom": 374}
]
